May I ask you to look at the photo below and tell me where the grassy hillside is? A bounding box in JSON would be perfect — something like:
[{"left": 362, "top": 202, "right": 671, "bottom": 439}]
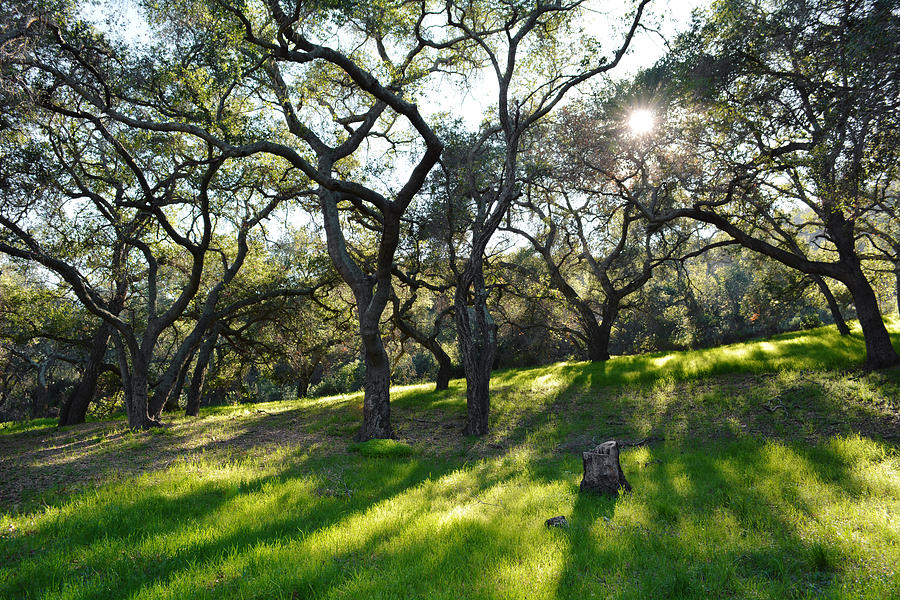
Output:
[{"left": 1, "top": 320, "right": 899, "bottom": 599}]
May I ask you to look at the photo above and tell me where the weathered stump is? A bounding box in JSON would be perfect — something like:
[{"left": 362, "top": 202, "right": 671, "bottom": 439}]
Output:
[{"left": 580, "top": 440, "right": 631, "bottom": 496}]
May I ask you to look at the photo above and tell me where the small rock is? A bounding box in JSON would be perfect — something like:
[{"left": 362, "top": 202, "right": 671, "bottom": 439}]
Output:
[{"left": 545, "top": 515, "right": 569, "bottom": 528}]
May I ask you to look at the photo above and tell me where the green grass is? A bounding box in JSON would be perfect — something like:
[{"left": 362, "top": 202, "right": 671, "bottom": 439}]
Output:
[
  {"left": 0, "top": 318, "right": 899, "bottom": 599},
  {"left": 0, "top": 418, "right": 58, "bottom": 435},
  {"left": 348, "top": 438, "right": 415, "bottom": 458},
  {"left": 493, "top": 315, "right": 900, "bottom": 391},
  {"left": 1, "top": 436, "right": 897, "bottom": 599}
]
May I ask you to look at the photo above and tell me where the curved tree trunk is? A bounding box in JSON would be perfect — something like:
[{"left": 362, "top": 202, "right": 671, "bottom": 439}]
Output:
[
  {"left": 845, "top": 266, "right": 899, "bottom": 370},
  {"left": 59, "top": 322, "right": 112, "bottom": 426},
  {"left": 391, "top": 298, "right": 454, "bottom": 392},
  {"left": 149, "top": 330, "right": 207, "bottom": 418},
  {"left": 185, "top": 328, "right": 219, "bottom": 416},
  {"left": 829, "top": 217, "right": 898, "bottom": 369},
  {"left": 161, "top": 349, "right": 194, "bottom": 413},
  {"left": 811, "top": 274, "right": 850, "bottom": 335}
]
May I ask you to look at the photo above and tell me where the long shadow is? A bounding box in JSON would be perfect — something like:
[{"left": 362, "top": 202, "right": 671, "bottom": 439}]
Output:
[
  {"left": 0, "top": 445, "right": 531, "bottom": 600},
  {"left": 0, "top": 434, "right": 568, "bottom": 599},
  {"left": 0, "top": 386, "right": 467, "bottom": 515},
  {"left": 552, "top": 438, "right": 894, "bottom": 599}
]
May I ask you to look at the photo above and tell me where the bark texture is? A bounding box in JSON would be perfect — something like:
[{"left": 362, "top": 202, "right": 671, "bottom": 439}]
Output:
[
  {"left": 58, "top": 322, "right": 113, "bottom": 426},
  {"left": 455, "top": 267, "right": 496, "bottom": 436},
  {"left": 185, "top": 328, "right": 219, "bottom": 416},
  {"left": 580, "top": 440, "right": 631, "bottom": 496}
]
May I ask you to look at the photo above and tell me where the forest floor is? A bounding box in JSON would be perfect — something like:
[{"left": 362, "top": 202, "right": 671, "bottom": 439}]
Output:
[{"left": 1, "top": 320, "right": 899, "bottom": 599}]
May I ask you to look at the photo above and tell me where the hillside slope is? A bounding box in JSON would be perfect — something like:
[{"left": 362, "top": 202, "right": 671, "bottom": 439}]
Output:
[{"left": 1, "top": 320, "right": 899, "bottom": 599}]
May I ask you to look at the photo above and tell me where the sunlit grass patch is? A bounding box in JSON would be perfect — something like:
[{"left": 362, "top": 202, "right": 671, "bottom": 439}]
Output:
[
  {"left": 0, "top": 418, "right": 58, "bottom": 435},
  {"left": 1, "top": 319, "right": 899, "bottom": 598},
  {"left": 2, "top": 434, "right": 898, "bottom": 599},
  {"left": 348, "top": 439, "right": 415, "bottom": 458}
]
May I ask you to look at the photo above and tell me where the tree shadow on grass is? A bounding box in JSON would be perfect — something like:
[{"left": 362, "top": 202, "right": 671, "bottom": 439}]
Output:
[
  {"left": 0, "top": 450, "right": 486, "bottom": 599},
  {"left": 2, "top": 431, "right": 897, "bottom": 598},
  {"left": 554, "top": 438, "right": 899, "bottom": 599}
]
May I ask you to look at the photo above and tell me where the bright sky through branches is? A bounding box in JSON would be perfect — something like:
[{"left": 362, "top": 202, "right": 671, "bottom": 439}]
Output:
[{"left": 628, "top": 109, "right": 655, "bottom": 135}]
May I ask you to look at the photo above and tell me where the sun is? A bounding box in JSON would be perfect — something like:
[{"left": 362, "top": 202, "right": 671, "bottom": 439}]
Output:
[{"left": 627, "top": 109, "right": 655, "bottom": 136}]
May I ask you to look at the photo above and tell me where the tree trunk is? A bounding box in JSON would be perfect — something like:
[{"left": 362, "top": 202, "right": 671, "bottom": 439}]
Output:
[
  {"left": 456, "top": 269, "right": 496, "bottom": 436},
  {"left": 295, "top": 355, "right": 319, "bottom": 399},
  {"left": 460, "top": 348, "right": 491, "bottom": 435},
  {"left": 812, "top": 274, "right": 850, "bottom": 335},
  {"left": 845, "top": 266, "right": 899, "bottom": 369},
  {"left": 580, "top": 440, "right": 631, "bottom": 496},
  {"left": 585, "top": 334, "right": 609, "bottom": 362},
  {"left": 59, "top": 322, "right": 112, "bottom": 426},
  {"left": 573, "top": 303, "right": 606, "bottom": 362},
  {"left": 319, "top": 180, "right": 395, "bottom": 441},
  {"left": 161, "top": 349, "right": 194, "bottom": 413},
  {"left": 827, "top": 215, "right": 899, "bottom": 369},
  {"left": 126, "top": 359, "right": 157, "bottom": 429},
  {"left": 185, "top": 329, "right": 218, "bottom": 416},
  {"left": 675, "top": 206, "right": 897, "bottom": 369},
  {"left": 390, "top": 296, "right": 453, "bottom": 392},
  {"left": 895, "top": 267, "right": 900, "bottom": 318},
  {"left": 296, "top": 374, "right": 310, "bottom": 399},
  {"left": 583, "top": 303, "right": 612, "bottom": 362},
  {"left": 149, "top": 337, "right": 203, "bottom": 418},
  {"left": 582, "top": 294, "right": 621, "bottom": 362},
  {"left": 546, "top": 258, "right": 608, "bottom": 363},
  {"left": 434, "top": 349, "right": 452, "bottom": 391},
  {"left": 30, "top": 355, "right": 59, "bottom": 418},
  {"left": 30, "top": 385, "right": 49, "bottom": 419},
  {"left": 360, "top": 324, "right": 392, "bottom": 439}
]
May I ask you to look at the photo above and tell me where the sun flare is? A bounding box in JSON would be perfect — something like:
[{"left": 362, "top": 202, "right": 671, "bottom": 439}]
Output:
[{"left": 628, "top": 109, "right": 655, "bottom": 135}]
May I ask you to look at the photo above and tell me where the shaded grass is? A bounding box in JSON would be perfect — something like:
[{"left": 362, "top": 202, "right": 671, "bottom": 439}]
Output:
[
  {"left": 0, "top": 318, "right": 899, "bottom": 598},
  {"left": 348, "top": 439, "right": 415, "bottom": 457},
  {"left": 1, "top": 436, "right": 898, "bottom": 599}
]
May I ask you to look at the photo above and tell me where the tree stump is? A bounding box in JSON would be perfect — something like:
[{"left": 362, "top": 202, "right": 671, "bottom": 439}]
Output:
[{"left": 580, "top": 440, "right": 631, "bottom": 496}]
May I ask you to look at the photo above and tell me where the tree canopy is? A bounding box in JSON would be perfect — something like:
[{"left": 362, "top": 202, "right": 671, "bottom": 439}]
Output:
[{"left": 0, "top": 0, "right": 897, "bottom": 433}]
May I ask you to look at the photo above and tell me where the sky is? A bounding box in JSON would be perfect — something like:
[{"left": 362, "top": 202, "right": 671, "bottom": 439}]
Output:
[
  {"left": 81, "top": 0, "right": 710, "bottom": 103},
  {"left": 421, "top": 0, "right": 710, "bottom": 126},
  {"left": 76, "top": 0, "right": 711, "bottom": 234}
]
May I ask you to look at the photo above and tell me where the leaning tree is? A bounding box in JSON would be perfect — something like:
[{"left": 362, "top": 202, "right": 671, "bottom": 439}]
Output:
[{"left": 644, "top": 0, "right": 900, "bottom": 368}]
